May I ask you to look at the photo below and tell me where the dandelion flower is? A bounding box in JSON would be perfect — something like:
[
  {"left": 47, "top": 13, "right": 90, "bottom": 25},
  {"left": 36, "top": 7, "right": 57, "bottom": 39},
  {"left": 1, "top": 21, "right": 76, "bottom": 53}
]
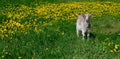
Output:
[{"left": 45, "top": 48, "right": 48, "bottom": 51}]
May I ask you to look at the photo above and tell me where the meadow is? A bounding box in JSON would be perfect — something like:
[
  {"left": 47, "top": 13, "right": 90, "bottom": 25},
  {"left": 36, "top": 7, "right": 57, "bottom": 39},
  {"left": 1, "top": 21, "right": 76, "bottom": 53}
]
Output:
[{"left": 0, "top": 0, "right": 120, "bottom": 59}]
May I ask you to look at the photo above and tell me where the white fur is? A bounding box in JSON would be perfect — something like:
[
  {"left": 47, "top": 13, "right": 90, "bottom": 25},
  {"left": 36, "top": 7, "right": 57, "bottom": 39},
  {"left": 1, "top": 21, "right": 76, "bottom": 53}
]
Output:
[{"left": 76, "top": 14, "right": 93, "bottom": 39}]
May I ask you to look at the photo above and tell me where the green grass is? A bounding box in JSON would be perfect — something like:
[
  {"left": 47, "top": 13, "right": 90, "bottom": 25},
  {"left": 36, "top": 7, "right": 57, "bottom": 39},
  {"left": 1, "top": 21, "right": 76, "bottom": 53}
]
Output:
[{"left": 0, "top": 0, "right": 120, "bottom": 59}]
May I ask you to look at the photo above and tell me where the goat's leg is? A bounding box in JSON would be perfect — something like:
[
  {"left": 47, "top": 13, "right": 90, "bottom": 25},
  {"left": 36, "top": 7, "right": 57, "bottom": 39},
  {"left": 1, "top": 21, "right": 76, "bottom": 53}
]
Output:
[
  {"left": 76, "top": 29, "right": 79, "bottom": 37},
  {"left": 82, "top": 30, "right": 85, "bottom": 40},
  {"left": 87, "top": 29, "right": 90, "bottom": 39}
]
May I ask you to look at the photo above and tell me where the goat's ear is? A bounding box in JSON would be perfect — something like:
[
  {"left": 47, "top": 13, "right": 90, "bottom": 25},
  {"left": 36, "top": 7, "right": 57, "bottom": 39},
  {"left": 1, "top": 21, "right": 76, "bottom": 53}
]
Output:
[
  {"left": 81, "top": 14, "right": 84, "bottom": 16},
  {"left": 90, "top": 13, "right": 94, "bottom": 16},
  {"left": 81, "top": 14, "right": 85, "bottom": 18}
]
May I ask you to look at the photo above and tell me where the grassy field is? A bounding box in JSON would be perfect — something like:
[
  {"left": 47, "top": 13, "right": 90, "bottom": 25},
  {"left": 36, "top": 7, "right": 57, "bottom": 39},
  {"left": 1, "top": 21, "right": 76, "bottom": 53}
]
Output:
[{"left": 0, "top": 0, "right": 120, "bottom": 59}]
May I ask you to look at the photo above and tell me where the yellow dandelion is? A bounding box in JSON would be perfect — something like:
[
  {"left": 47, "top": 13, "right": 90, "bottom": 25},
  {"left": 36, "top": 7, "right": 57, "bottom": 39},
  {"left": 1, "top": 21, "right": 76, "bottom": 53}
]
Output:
[
  {"left": 45, "top": 48, "right": 48, "bottom": 51},
  {"left": 113, "top": 49, "right": 117, "bottom": 52},
  {"left": 34, "top": 27, "right": 39, "bottom": 33},
  {"left": 115, "top": 44, "right": 119, "bottom": 49},
  {"left": 110, "top": 50, "right": 113, "bottom": 53},
  {"left": 3, "top": 29, "right": 7, "bottom": 32},
  {"left": 7, "top": 13, "right": 13, "bottom": 18},
  {"left": 61, "top": 31, "right": 65, "bottom": 35},
  {"left": 20, "top": 5, "right": 27, "bottom": 9},
  {"left": 15, "top": 22, "right": 21, "bottom": 27},
  {"left": 20, "top": 25, "right": 24, "bottom": 29},
  {"left": 32, "top": 57, "right": 35, "bottom": 59},
  {"left": 18, "top": 56, "right": 22, "bottom": 59}
]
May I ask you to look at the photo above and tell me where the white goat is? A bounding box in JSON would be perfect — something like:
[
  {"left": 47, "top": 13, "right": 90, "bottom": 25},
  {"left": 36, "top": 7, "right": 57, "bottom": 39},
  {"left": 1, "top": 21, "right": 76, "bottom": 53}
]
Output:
[{"left": 76, "top": 13, "right": 93, "bottom": 39}]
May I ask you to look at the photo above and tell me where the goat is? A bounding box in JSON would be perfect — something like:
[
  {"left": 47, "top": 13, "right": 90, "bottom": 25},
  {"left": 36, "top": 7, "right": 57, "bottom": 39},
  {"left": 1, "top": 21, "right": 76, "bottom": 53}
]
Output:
[{"left": 76, "top": 13, "right": 93, "bottom": 39}]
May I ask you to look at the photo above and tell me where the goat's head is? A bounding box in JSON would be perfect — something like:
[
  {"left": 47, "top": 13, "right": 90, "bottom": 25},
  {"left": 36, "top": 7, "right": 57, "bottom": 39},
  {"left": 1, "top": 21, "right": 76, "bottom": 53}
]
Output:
[{"left": 82, "top": 13, "right": 93, "bottom": 22}]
